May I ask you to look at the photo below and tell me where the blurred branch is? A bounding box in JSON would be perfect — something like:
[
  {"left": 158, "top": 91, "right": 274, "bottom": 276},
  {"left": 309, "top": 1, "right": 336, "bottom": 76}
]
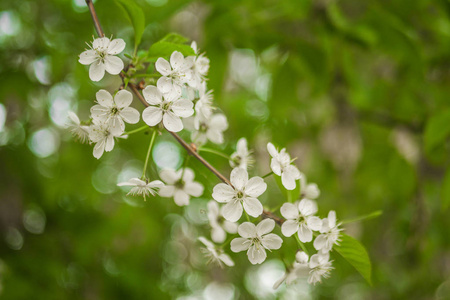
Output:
[{"left": 84, "top": 0, "right": 285, "bottom": 225}]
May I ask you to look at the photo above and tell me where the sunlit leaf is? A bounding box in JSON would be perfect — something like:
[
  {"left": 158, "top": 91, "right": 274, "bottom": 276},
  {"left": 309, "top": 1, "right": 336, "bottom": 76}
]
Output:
[{"left": 114, "top": 0, "right": 145, "bottom": 50}]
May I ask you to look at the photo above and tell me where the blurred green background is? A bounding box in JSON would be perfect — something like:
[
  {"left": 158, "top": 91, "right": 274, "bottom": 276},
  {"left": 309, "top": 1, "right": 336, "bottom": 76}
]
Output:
[{"left": 1, "top": 0, "right": 450, "bottom": 299}]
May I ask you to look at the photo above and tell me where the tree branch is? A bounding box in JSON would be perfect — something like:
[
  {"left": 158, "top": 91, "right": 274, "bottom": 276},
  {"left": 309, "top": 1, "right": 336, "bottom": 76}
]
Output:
[{"left": 85, "top": 0, "right": 284, "bottom": 224}]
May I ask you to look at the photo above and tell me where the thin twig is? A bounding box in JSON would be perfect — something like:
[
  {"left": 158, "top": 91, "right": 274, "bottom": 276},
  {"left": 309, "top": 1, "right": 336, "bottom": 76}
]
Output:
[{"left": 85, "top": 0, "right": 284, "bottom": 224}]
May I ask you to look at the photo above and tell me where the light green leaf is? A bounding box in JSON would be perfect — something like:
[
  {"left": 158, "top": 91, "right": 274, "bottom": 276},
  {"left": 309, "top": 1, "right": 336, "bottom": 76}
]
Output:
[
  {"left": 335, "top": 233, "right": 372, "bottom": 286},
  {"left": 424, "top": 108, "right": 450, "bottom": 156},
  {"left": 161, "top": 33, "right": 190, "bottom": 44},
  {"left": 274, "top": 175, "right": 301, "bottom": 203},
  {"left": 147, "top": 42, "right": 195, "bottom": 61},
  {"left": 114, "top": 0, "right": 145, "bottom": 50},
  {"left": 341, "top": 210, "right": 383, "bottom": 224}
]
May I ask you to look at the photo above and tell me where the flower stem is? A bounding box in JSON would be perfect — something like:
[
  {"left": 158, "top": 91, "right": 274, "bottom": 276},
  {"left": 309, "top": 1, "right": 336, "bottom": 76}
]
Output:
[
  {"left": 142, "top": 130, "right": 157, "bottom": 178},
  {"left": 294, "top": 234, "right": 309, "bottom": 255},
  {"left": 198, "top": 147, "right": 231, "bottom": 160},
  {"left": 132, "top": 73, "right": 161, "bottom": 78},
  {"left": 245, "top": 211, "right": 251, "bottom": 223},
  {"left": 262, "top": 171, "right": 274, "bottom": 179},
  {"left": 124, "top": 125, "right": 149, "bottom": 136}
]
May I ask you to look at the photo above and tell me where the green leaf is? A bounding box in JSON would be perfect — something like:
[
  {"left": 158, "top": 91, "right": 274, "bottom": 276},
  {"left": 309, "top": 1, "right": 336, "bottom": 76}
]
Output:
[
  {"left": 441, "top": 168, "right": 450, "bottom": 210},
  {"left": 335, "top": 233, "right": 372, "bottom": 286},
  {"left": 424, "top": 109, "right": 450, "bottom": 156},
  {"left": 114, "top": 0, "right": 145, "bottom": 50},
  {"left": 274, "top": 175, "right": 301, "bottom": 203},
  {"left": 147, "top": 33, "right": 195, "bottom": 61},
  {"left": 341, "top": 210, "right": 383, "bottom": 224}
]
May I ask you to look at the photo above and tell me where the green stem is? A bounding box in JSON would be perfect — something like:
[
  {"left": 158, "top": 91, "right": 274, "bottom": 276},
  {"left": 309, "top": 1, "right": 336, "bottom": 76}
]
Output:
[
  {"left": 245, "top": 211, "right": 251, "bottom": 223},
  {"left": 132, "top": 73, "right": 161, "bottom": 78},
  {"left": 262, "top": 171, "right": 274, "bottom": 179},
  {"left": 123, "top": 125, "right": 149, "bottom": 136},
  {"left": 294, "top": 234, "right": 309, "bottom": 255},
  {"left": 198, "top": 147, "right": 231, "bottom": 160},
  {"left": 142, "top": 130, "right": 157, "bottom": 178},
  {"left": 180, "top": 153, "right": 190, "bottom": 179},
  {"left": 340, "top": 210, "right": 383, "bottom": 225}
]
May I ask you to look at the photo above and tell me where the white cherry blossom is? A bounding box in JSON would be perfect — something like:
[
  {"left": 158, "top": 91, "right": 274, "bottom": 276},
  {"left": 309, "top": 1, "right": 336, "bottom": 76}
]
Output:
[
  {"left": 79, "top": 37, "right": 125, "bottom": 81},
  {"left": 212, "top": 168, "right": 267, "bottom": 222},
  {"left": 308, "top": 252, "right": 333, "bottom": 285},
  {"left": 273, "top": 251, "right": 310, "bottom": 289},
  {"left": 117, "top": 178, "right": 164, "bottom": 201},
  {"left": 190, "top": 41, "right": 210, "bottom": 88},
  {"left": 88, "top": 120, "right": 121, "bottom": 159},
  {"left": 267, "top": 142, "right": 301, "bottom": 190},
  {"left": 142, "top": 81, "right": 194, "bottom": 132},
  {"left": 66, "top": 111, "right": 90, "bottom": 143},
  {"left": 280, "top": 199, "right": 322, "bottom": 243},
  {"left": 300, "top": 172, "right": 320, "bottom": 199},
  {"left": 230, "top": 219, "right": 283, "bottom": 265},
  {"left": 207, "top": 201, "right": 238, "bottom": 243},
  {"left": 314, "top": 211, "right": 342, "bottom": 253},
  {"left": 158, "top": 168, "right": 204, "bottom": 206},
  {"left": 195, "top": 82, "right": 214, "bottom": 120},
  {"left": 230, "top": 138, "right": 254, "bottom": 170},
  {"left": 192, "top": 113, "right": 228, "bottom": 145},
  {"left": 155, "top": 51, "right": 194, "bottom": 91},
  {"left": 198, "top": 237, "right": 234, "bottom": 267},
  {"left": 90, "top": 89, "right": 140, "bottom": 135}
]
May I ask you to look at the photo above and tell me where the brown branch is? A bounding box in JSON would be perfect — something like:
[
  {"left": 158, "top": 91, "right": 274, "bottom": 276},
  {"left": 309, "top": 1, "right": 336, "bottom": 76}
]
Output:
[{"left": 85, "top": 0, "right": 284, "bottom": 224}]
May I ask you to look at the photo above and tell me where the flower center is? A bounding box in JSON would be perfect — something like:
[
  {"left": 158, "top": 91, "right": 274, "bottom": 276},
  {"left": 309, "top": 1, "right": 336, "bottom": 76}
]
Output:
[
  {"left": 236, "top": 191, "right": 244, "bottom": 199},
  {"left": 175, "top": 180, "right": 184, "bottom": 189},
  {"left": 162, "top": 101, "right": 172, "bottom": 112},
  {"left": 110, "top": 107, "right": 119, "bottom": 115}
]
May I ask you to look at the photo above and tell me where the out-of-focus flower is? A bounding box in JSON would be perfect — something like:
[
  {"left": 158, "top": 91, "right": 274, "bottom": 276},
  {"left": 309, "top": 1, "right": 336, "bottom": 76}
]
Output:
[
  {"left": 88, "top": 120, "right": 121, "bottom": 159},
  {"left": 158, "top": 168, "right": 204, "bottom": 206},
  {"left": 117, "top": 177, "right": 164, "bottom": 200},
  {"left": 267, "top": 142, "right": 301, "bottom": 190},
  {"left": 308, "top": 252, "right": 333, "bottom": 285},
  {"left": 207, "top": 201, "right": 238, "bottom": 243},
  {"left": 229, "top": 138, "right": 254, "bottom": 170},
  {"left": 300, "top": 172, "right": 320, "bottom": 199},
  {"left": 192, "top": 113, "right": 228, "bottom": 145},
  {"left": 280, "top": 199, "right": 322, "bottom": 242},
  {"left": 313, "top": 211, "right": 342, "bottom": 253},
  {"left": 155, "top": 51, "right": 194, "bottom": 91},
  {"left": 66, "top": 111, "right": 90, "bottom": 143},
  {"left": 273, "top": 251, "right": 310, "bottom": 289},
  {"left": 198, "top": 237, "right": 234, "bottom": 267}
]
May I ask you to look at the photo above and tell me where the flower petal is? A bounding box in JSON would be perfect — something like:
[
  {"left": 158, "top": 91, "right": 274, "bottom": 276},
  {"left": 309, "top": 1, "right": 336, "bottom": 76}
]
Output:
[
  {"left": 119, "top": 107, "right": 140, "bottom": 124},
  {"left": 267, "top": 142, "right": 278, "bottom": 157},
  {"left": 155, "top": 58, "right": 172, "bottom": 76},
  {"left": 245, "top": 176, "right": 267, "bottom": 197},
  {"left": 142, "top": 107, "right": 163, "bottom": 126},
  {"left": 209, "top": 114, "right": 228, "bottom": 131},
  {"left": 159, "top": 169, "right": 179, "bottom": 184},
  {"left": 114, "top": 90, "right": 133, "bottom": 108},
  {"left": 261, "top": 233, "right": 283, "bottom": 250},
  {"left": 170, "top": 51, "right": 185, "bottom": 71},
  {"left": 90, "top": 105, "right": 109, "bottom": 122},
  {"left": 95, "top": 89, "right": 114, "bottom": 107},
  {"left": 298, "top": 224, "right": 313, "bottom": 243},
  {"left": 171, "top": 100, "right": 194, "bottom": 118},
  {"left": 280, "top": 202, "right": 299, "bottom": 219},
  {"left": 328, "top": 211, "right": 337, "bottom": 228},
  {"left": 107, "top": 38, "right": 126, "bottom": 55},
  {"left": 281, "top": 219, "right": 299, "bottom": 237},
  {"left": 108, "top": 116, "right": 125, "bottom": 136},
  {"left": 93, "top": 37, "right": 110, "bottom": 49},
  {"left": 313, "top": 234, "right": 327, "bottom": 251},
  {"left": 173, "top": 190, "right": 189, "bottom": 206},
  {"left": 158, "top": 185, "right": 175, "bottom": 197},
  {"left": 243, "top": 197, "right": 263, "bottom": 218},
  {"left": 79, "top": 50, "right": 97, "bottom": 65},
  {"left": 143, "top": 85, "right": 162, "bottom": 105},
  {"left": 306, "top": 216, "right": 322, "bottom": 231},
  {"left": 230, "top": 237, "right": 250, "bottom": 252},
  {"left": 298, "top": 199, "right": 318, "bottom": 216},
  {"left": 212, "top": 183, "right": 235, "bottom": 203},
  {"left": 218, "top": 253, "right": 234, "bottom": 267},
  {"left": 256, "top": 218, "right": 275, "bottom": 235},
  {"left": 270, "top": 159, "right": 282, "bottom": 176},
  {"left": 89, "top": 62, "right": 105, "bottom": 82},
  {"left": 184, "top": 182, "right": 203, "bottom": 197},
  {"left": 282, "top": 170, "right": 297, "bottom": 190},
  {"left": 247, "top": 245, "right": 267, "bottom": 264},
  {"left": 163, "top": 111, "right": 183, "bottom": 132},
  {"left": 230, "top": 167, "right": 248, "bottom": 190},
  {"left": 211, "top": 226, "right": 226, "bottom": 243},
  {"left": 104, "top": 55, "right": 124, "bottom": 75},
  {"left": 221, "top": 200, "right": 243, "bottom": 222},
  {"left": 93, "top": 139, "right": 106, "bottom": 159},
  {"left": 238, "top": 222, "right": 257, "bottom": 238}
]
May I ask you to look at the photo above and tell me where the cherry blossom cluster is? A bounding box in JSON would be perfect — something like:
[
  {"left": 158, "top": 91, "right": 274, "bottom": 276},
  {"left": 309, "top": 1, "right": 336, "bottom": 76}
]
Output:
[{"left": 70, "top": 35, "right": 343, "bottom": 290}]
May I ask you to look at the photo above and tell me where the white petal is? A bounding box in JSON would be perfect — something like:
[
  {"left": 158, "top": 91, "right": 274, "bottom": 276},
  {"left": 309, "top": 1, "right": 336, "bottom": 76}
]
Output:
[
  {"left": 230, "top": 167, "right": 248, "bottom": 190},
  {"left": 282, "top": 170, "right": 297, "bottom": 190},
  {"left": 218, "top": 253, "right": 234, "bottom": 267},
  {"left": 270, "top": 159, "right": 282, "bottom": 176},
  {"left": 171, "top": 100, "right": 194, "bottom": 118},
  {"left": 93, "top": 139, "right": 106, "bottom": 159},
  {"left": 273, "top": 275, "right": 287, "bottom": 290},
  {"left": 241, "top": 197, "right": 261, "bottom": 218},
  {"left": 313, "top": 234, "right": 327, "bottom": 251},
  {"left": 107, "top": 38, "right": 126, "bottom": 55},
  {"left": 114, "top": 90, "right": 133, "bottom": 108},
  {"left": 281, "top": 219, "right": 299, "bottom": 237},
  {"left": 306, "top": 216, "right": 322, "bottom": 231},
  {"left": 211, "top": 226, "right": 226, "bottom": 243},
  {"left": 212, "top": 183, "right": 235, "bottom": 203},
  {"left": 89, "top": 62, "right": 105, "bottom": 81},
  {"left": 247, "top": 245, "right": 267, "bottom": 264},
  {"left": 158, "top": 185, "right": 175, "bottom": 197},
  {"left": 209, "top": 114, "right": 228, "bottom": 131},
  {"left": 221, "top": 200, "right": 243, "bottom": 222},
  {"left": 170, "top": 51, "right": 185, "bottom": 71},
  {"left": 223, "top": 221, "right": 238, "bottom": 234},
  {"left": 296, "top": 251, "right": 309, "bottom": 264},
  {"left": 230, "top": 237, "right": 250, "bottom": 252},
  {"left": 206, "top": 129, "right": 224, "bottom": 144},
  {"left": 90, "top": 105, "right": 109, "bottom": 122},
  {"left": 305, "top": 183, "right": 320, "bottom": 199},
  {"left": 108, "top": 116, "right": 125, "bottom": 136},
  {"left": 198, "top": 236, "right": 214, "bottom": 248},
  {"left": 159, "top": 169, "right": 179, "bottom": 184},
  {"left": 156, "top": 77, "right": 173, "bottom": 93},
  {"left": 256, "top": 219, "right": 275, "bottom": 235},
  {"left": 155, "top": 58, "right": 172, "bottom": 76},
  {"left": 298, "top": 199, "right": 318, "bottom": 216},
  {"left": 163, "top": 111, "right": 183, "bottom": 132},
  {"left": 173, "top": 190, "right": 189, "bottom": 206},
  {"left": 96, "top": 89, "right": 114, "bottom": 107},
  {"left": 245, "top": 176, "right": 267, "bottom": 197},
  {"left": 328, "top": 211, "right": 337, "bottom": 228},
  {"left": 142, "top": 107, "right": 163, "bottom": 126},
  {"left": 298, "top": 224, "right": 313, "bottom": 243},
  {"left": 104, "top": 55, "right": 124, "bottom": 75},
  {"left": 267, "top": 143, "right": 278, "bottom": 157},
  {"left": 119, "top": 107, "right": 140, "bottom": 124},
  {"left": 184, "top": 182, "right": 203, "bottom": 197},
  {"left": 261, "top": 233, "right": 283, "bottom": 250},
  {"left": 79, "top": 50, "right": 98, "bottom": 65},
  {"left": 143, "top": 85, "right": 162, "bottom": 105},
  {"left": 238, "top": 222, "right": 257, "bottom": 238},
  {"left": 280, "top": 202, "right": 299, "bottom": 219},
  {"left": 92, "top": 37, "right": 110, "bottom": 49}
]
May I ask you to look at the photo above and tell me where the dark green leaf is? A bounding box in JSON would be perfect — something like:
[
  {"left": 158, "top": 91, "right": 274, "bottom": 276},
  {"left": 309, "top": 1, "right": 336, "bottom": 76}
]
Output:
[{"left": 424, "top": 109, "right": 450, "bottom": 155}]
